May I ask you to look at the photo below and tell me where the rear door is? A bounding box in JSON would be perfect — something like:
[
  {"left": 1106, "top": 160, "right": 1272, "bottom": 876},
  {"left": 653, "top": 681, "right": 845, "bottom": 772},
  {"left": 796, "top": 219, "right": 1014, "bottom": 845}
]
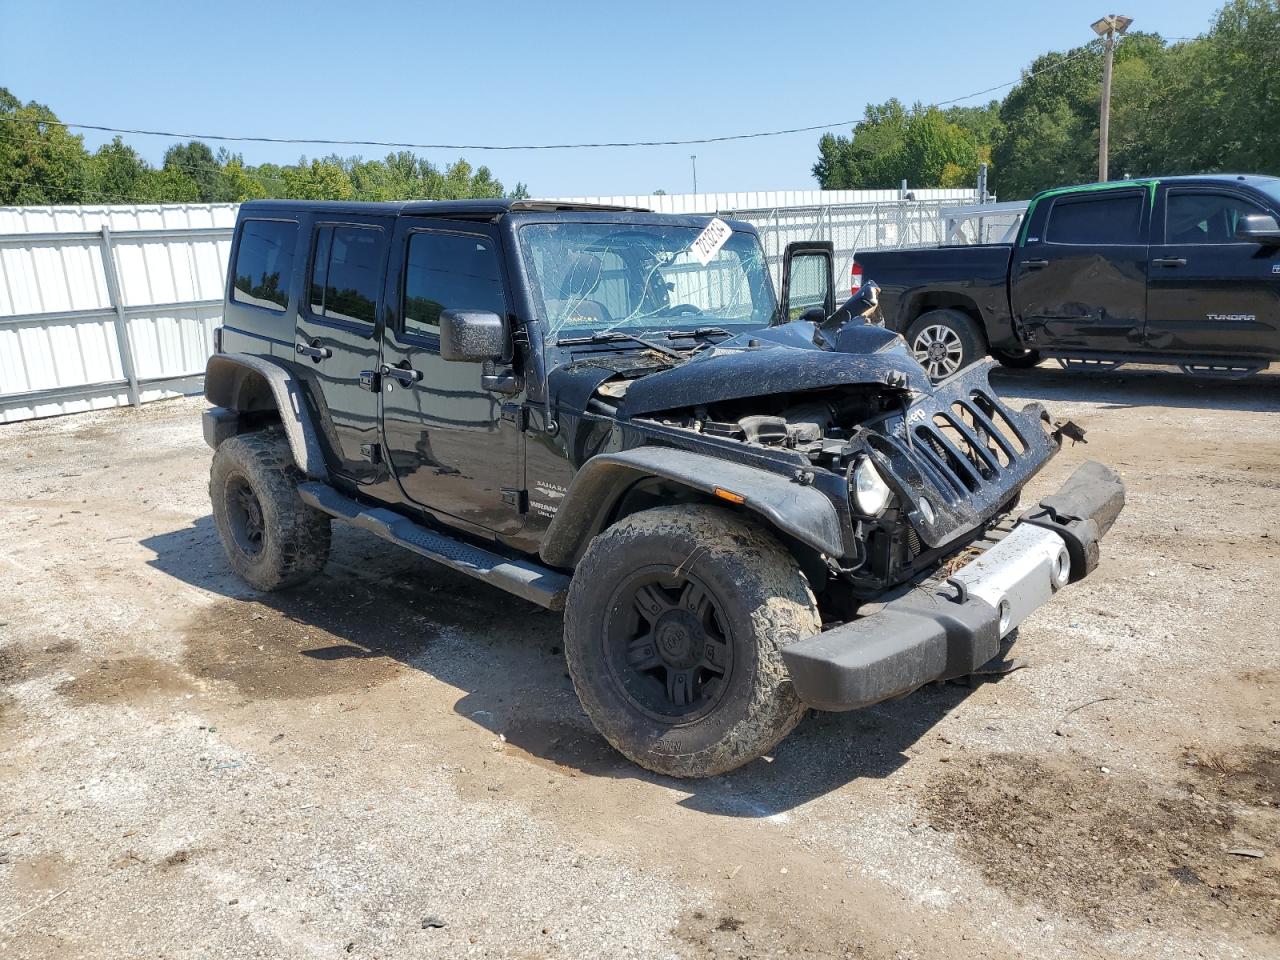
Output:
[
  {"left": 293, "top": 215, "right": 389, "bottom": 485},
  {"left": 1012, "top": 187, "right": 1149, "bottom": 353},
  {"left": 1144, "top": 185, "right": 1280, "bottom": 359},
  {"left": 378, "top": 218, "right": 523, "bottom": 535}
]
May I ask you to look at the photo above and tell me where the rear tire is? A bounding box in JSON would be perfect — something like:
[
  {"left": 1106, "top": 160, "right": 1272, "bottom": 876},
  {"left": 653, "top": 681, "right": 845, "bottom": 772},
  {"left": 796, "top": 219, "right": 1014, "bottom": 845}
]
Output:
[
  {"left": 210, "top": 430, "right": 331, "bottom": 591},
  {"left": 991, "top": 347, "right": 1043, "bottom": 369},
  {"left": 563, "top": 504, "right": 820, "bottom": 778},
  {"left": 906, "top": 309, "right": 984, "bottom": 381}
]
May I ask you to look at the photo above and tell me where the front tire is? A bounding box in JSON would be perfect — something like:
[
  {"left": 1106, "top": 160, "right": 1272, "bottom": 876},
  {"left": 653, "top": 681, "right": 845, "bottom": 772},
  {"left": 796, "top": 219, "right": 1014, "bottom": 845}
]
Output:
[
  {"left": 564, "top": 505, "right": 820, "bottom": 778},
  {"left": 210, "top": 430, "right": 331, "bottom": 591},
  {"left": 906, "top": 309, "right": 984, "bottom": 381},
  {"left": 991, "top": 347, "right": 1042, "bottom": 369}
]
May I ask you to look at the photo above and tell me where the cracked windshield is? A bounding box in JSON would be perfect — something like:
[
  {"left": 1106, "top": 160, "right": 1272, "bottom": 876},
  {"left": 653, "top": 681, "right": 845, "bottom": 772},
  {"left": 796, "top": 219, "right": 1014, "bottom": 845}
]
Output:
[{"left": 517, "top": 222, "right": 777, "bottom": 341}]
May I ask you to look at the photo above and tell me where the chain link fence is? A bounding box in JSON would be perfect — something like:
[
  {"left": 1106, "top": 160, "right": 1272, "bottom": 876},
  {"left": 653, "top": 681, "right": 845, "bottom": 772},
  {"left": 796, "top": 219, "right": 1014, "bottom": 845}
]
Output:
[{"left": 724, "top": 197, "right": 1028, "bottom": 290}]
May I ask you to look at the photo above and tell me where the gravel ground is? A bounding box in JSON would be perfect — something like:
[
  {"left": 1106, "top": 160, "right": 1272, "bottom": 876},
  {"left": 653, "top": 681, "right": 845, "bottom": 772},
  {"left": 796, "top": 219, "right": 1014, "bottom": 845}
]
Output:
[{"left": 1, "top": 364, "right": 1277, "bottom": 959}]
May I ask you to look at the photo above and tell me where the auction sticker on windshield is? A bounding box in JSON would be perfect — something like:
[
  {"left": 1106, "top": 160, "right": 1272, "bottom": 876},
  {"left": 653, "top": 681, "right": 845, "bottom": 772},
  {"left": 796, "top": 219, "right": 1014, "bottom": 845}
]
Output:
[{"left": 688, "top": 217, "right": 733, "bottom": 266}]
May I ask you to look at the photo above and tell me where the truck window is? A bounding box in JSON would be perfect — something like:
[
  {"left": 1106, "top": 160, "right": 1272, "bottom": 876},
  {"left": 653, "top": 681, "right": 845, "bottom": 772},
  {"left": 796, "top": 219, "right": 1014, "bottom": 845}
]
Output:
[
  {"left": 403, "top": 231, "right": 505, "bottom": 336},
  {"left": 308, "top": 225, "right": 383, "bottom": 324},
  {"left": 1046, "top": 194, "right": 1144, "bottom": 245},
  {"left": 1165, "top": 192, "right": 1267, "bottom": 244},
  {"left": 231, "top": 219, "right": 298, "bottom": 312}
]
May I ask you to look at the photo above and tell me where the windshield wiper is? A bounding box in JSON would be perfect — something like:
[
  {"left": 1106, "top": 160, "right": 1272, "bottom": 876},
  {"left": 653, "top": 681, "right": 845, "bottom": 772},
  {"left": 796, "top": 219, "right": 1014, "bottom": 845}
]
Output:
[
  {"left": 657, "top": 326, "right": 733, "bottom": 340},
  {"left": 554, "top": 330, "right": 684, "bottom": 360}
]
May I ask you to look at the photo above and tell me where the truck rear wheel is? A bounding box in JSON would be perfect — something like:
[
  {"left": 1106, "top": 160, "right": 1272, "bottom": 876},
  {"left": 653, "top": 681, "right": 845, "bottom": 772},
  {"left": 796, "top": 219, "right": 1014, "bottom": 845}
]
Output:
[
  {"left": 906, "top": 309, "right": 984, "bottom": 381},
  {"left": 563, "top": 504, "right": 820, "bottom": 778},
  {"left": 210, "top": 429, "right": 331, "bottom": 591}
]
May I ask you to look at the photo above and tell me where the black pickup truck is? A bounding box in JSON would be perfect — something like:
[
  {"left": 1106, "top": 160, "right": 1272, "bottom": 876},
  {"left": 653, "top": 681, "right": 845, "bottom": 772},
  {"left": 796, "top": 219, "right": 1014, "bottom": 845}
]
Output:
[{"left": 855, "top": 174, "right": 1280, "bottom": 380}]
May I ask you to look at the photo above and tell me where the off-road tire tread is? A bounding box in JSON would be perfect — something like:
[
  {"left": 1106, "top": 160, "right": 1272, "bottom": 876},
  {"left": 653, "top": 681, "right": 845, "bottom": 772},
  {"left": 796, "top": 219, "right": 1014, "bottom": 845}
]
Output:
[
  {"left": 564, "top": 504, "right": 820, "bottom": 778},
  {"left": 210, "top": 429, "right": 331, "bottom": 591}
]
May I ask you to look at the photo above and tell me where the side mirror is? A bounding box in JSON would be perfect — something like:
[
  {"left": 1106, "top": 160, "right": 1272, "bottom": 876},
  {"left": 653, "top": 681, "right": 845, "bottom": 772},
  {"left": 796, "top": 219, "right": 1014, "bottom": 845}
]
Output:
[
  {"left": 439, "top": 309, "right": 506, "bottom": 362},
  {"left": 1235, "top": 213, "right": 1280, "bottom": 246}
]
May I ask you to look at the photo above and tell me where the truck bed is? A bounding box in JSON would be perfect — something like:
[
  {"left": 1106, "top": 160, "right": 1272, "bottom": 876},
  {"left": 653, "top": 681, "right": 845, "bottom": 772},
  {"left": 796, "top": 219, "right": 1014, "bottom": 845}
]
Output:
[{"left": 855, "top": 243, "right": 1015, "bottom": 344}]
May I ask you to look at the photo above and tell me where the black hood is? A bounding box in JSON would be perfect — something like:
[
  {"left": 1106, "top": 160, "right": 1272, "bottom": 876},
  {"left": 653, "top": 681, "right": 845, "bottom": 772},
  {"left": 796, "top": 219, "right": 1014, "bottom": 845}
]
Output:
[{"left": 618, "top": 320, "right": 929, "bottom": 417}]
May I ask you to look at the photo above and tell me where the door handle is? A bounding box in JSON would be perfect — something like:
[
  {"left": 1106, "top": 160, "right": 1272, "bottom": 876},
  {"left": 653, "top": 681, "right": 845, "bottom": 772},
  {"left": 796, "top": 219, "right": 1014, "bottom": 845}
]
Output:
[
  {"left": 1023, "top": 259, "right": 1049, "bottom": 269},
  {"left": 1152, "top": 257, "right": 1187, "bottom": 267},
  {"left": 296, "top": 342, "right": 332, "bottom": 360},
  {"left": 380, "top": 364, "right": 422, "bottom": 386}
]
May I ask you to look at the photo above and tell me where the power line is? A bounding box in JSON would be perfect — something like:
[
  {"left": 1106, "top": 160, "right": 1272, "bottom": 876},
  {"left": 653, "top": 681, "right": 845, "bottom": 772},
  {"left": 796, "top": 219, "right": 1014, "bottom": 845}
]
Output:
[{"left": 0, "top": 43, "right": 1103, "bottom": 154}]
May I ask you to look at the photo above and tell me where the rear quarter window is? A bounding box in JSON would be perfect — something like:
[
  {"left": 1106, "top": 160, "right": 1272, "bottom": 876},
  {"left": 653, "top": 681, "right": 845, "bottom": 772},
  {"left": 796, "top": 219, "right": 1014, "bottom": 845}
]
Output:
[
  {"left": 232, "top": 219, "right": 298, "bottom": 311},
  {"left": 1046, "top": 193, "right": 1145, "bottom": 245}
]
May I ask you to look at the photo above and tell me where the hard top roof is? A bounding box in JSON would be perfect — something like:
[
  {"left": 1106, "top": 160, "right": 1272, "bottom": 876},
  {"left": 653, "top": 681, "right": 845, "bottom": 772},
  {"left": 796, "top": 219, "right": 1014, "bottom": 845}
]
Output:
[{"left": 238, "top": 198, "right": 654, "bottom": 220}]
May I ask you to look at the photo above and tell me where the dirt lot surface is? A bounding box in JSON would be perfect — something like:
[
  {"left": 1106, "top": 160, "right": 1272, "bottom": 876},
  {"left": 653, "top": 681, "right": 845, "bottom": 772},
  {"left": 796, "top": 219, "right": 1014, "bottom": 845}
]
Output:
[{"left": 1, "top": 364, "right": 1278, "bottom": 959}]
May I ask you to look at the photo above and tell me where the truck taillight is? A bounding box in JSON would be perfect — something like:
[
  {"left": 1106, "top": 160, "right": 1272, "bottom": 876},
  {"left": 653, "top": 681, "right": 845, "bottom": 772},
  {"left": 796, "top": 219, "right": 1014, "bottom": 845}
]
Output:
[{"left": 850, "top": 262, "right": 863, "bottom": 293}]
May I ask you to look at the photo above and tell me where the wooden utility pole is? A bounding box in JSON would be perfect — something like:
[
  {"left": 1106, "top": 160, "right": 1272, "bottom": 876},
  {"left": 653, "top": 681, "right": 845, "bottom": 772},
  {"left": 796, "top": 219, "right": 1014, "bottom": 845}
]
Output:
[{"left": 1091, "top": 15, "right": 1133, "bottom": 182}]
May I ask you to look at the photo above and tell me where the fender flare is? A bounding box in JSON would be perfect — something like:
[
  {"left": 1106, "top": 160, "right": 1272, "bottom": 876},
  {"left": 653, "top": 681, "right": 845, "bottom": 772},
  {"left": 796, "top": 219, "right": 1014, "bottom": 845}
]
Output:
[
  {"left": 203, "top": 353, "right": 329, "bottom": 481},
  {"left": 538, "top": 446, "right": 848, "bottom": 568}
]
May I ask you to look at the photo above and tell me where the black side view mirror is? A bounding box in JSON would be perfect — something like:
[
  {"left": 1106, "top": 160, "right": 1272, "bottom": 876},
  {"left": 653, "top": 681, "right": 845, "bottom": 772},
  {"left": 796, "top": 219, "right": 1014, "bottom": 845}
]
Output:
[
  {"left": 439, "top": 309, "right": 507, "bottom": 362},
  {"left": 1235, "top": 213, "right": 1280, "bottom": 246},
  {"left": 824, "top": 281, "right": 882, "bottom": 329}
]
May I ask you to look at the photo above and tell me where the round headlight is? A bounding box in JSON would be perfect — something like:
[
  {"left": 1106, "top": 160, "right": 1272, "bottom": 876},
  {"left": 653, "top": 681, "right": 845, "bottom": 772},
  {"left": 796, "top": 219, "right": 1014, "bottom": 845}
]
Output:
[{"left": 852, "top": 458, "right": 893, "bottom": 516}]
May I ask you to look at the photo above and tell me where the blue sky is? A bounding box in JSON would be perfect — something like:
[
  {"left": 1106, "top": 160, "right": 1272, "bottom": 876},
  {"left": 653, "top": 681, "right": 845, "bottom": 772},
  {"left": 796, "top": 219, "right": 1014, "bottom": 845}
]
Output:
[{"left": 3, "top": 0, "right": 1221, "bottom": 197}]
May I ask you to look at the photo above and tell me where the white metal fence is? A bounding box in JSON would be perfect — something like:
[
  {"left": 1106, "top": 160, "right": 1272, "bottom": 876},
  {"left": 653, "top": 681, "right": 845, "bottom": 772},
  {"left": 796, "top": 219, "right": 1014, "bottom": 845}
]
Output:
[
  {"left": 0, "top": 190, "right": 1000, "bottom": 423},
  {"left": 0, "top": 204, "right": 235, "bottom": 422}
]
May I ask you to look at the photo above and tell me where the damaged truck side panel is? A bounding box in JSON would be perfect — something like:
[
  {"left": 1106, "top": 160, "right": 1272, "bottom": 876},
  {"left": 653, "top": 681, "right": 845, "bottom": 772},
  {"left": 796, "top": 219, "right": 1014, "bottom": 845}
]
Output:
[{"left": 201, "top": 199, "right": 1125, "bottom": 778}]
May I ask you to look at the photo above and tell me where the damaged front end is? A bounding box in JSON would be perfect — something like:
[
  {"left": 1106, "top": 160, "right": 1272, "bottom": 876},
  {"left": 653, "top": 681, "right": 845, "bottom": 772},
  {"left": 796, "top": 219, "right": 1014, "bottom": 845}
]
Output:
[{"left": 610, "top": 335, "right": 1070, "bottom": 599}]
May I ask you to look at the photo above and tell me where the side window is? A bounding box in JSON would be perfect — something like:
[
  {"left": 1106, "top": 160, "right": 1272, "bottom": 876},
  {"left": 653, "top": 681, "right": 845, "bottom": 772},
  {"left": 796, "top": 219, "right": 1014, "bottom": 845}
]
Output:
[
  {"left": 307, "top": 225, "right": 383, "bottom": 324},
  {"left": 1046, "top": 193, "right": 1145, "bottom": 245},
  {"left": 232, "top": 219, "right": 298, "bottom": 311},
  {"left": 1166, "top": 192, "right": 1267, "bottom": 244},
  {"left": 403, "top": 231, "right": 505, "bottom": 337}
]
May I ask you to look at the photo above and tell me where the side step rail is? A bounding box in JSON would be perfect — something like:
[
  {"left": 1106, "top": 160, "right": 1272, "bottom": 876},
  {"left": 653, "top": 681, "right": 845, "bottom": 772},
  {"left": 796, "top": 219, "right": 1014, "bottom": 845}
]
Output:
[
  {"left": 298, "top": 481, "right": 569, "bottom": 611},
  {"left": 1178, "top": 362, "right": 1265, "bottom": 379},
  {"left": 1055, "top": 358, "right": 1125, "bottom": 372}
]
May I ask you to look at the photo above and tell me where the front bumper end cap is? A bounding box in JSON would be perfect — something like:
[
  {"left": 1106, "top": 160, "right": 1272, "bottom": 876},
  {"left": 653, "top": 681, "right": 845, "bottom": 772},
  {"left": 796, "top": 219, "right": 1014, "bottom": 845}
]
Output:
[{"left": 782, "top": 460, "right": 1124, "bottom": 712}]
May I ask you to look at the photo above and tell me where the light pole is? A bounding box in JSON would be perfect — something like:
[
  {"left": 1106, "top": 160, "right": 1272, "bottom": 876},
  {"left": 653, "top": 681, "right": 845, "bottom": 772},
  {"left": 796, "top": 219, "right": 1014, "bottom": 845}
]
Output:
[
  {"left": 690, "top": 155, "right": 698, "bottom": 195},
  {"left": 1091, "top": 14, "right": 1133, "bottom": 182}
]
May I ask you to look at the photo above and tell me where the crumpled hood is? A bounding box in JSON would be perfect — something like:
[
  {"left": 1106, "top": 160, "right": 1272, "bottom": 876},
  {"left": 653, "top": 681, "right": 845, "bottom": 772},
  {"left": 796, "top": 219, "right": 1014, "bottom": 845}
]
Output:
[{"left": 619, "top": 320, "right": 930, "bottom": 417}]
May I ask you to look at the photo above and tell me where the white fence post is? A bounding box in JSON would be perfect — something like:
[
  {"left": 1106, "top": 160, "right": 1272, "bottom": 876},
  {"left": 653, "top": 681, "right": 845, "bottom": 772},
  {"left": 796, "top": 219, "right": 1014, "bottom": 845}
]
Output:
[{"left": 99, "top": 225, "right": 141, "bottom": 407}]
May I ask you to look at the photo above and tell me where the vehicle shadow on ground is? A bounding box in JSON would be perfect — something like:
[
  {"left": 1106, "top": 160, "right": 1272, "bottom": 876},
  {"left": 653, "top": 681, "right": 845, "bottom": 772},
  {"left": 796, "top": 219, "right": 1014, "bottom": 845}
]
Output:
[
  {"left": 142, "top": 517, "right": 987, "bottom": 817},
  {"left": 990, "top": 363, "right": 1280, "bottom": 413}
]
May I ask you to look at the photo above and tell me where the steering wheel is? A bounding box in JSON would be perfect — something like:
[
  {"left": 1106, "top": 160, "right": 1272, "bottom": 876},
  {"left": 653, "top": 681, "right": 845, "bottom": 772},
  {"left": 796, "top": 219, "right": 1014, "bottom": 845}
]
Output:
[{"left": 664, "top": 304, "right": 703, "bottom": 317}]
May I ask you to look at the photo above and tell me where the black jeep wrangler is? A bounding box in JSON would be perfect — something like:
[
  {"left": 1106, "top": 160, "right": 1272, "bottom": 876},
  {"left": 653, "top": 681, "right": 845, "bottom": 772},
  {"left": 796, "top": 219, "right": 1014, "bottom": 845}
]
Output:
[{"left": 203, "top": 199, "right": 1125, "bottom": 778}]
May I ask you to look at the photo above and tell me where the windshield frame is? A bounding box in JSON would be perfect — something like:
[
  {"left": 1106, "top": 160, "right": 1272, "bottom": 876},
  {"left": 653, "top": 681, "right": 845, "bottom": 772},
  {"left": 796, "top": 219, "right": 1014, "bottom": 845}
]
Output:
[
  {"left": 512, "top": 215, "right": 780, "bottom": 343},
  {"left": 1253, "top": 177, "right": 1280, "bottom": 213}
]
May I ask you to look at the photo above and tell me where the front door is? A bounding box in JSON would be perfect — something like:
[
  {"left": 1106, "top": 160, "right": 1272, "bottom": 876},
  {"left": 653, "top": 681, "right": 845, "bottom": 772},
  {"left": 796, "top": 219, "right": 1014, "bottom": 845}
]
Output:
[
  {"left": 378, "top": 219, "right": 523, "bottom": 535},
  {"left": 1012, "top": 187, "right": 1149, "bottom": 353},
  {"left": 292, "top": 215, "right": 390, "bottom": 485},
  {"left": 1144, "top": 187, "right": 1280, "bottom": 359}
]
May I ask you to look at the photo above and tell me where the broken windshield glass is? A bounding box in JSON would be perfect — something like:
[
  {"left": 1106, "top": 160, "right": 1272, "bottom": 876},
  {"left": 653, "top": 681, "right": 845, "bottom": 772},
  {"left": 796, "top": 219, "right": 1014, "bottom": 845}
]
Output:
[{"left": 516, "top": 222, "right": 778, "bottom": 340}]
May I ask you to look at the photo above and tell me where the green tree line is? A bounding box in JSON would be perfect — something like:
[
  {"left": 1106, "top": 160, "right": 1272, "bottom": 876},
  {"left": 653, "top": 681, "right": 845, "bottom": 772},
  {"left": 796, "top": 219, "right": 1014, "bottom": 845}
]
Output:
[
  {"left": 814, "top": 0, "right": 1279, "bottom": 198},
  {"left": 0, "top": 91, "right": 528, "bottom": 205}
]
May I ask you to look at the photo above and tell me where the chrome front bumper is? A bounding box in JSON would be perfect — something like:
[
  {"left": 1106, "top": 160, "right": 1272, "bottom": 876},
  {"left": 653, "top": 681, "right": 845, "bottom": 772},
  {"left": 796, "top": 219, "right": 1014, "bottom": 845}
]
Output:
[{"left": 781, "top": 460, "right": 1124, "bottom": 711}]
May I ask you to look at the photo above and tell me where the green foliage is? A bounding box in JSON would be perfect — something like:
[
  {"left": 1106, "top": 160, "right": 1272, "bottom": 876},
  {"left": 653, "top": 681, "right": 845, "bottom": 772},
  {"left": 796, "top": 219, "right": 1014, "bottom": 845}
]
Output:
[
  {"left": 813, "top": 100, "right": 992, "bottom": 191},
  {"left": 816, "top": 0, "right": 1280, "bottom": 198},
  {"left": 0, "top": 91, "right": 529, "bottom": 205},
  {"left": 0, "top": 88, "right": 90, "bottom": 204}
]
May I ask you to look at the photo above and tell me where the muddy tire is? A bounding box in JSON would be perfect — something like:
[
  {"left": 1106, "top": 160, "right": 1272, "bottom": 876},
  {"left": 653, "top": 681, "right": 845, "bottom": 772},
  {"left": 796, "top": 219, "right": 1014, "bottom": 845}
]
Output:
[
  {"left": 563, "top": 504, "right": 820, "bottom": 778},
  {"left": 992, "top": 347, "right": 1043, "bottom": 370},
  {"left": 906, "top": 308, "right": 985, "bottom": 382},
  {"left": 210, "top": 430, "right": 331, "bottom": 591}
]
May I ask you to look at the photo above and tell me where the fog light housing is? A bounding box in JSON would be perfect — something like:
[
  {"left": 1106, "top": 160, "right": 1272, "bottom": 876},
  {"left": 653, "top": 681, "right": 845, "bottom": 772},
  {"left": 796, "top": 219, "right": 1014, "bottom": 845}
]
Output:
[{"left": 852, "top": 458, "right": 893, "bottom": 516}]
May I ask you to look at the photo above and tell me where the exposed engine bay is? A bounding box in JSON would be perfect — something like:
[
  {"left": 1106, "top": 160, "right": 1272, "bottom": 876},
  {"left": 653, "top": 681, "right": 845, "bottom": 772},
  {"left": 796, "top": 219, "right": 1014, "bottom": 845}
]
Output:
[{"left": 637, "top": 386, "right": 904, "bottom": 475}]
